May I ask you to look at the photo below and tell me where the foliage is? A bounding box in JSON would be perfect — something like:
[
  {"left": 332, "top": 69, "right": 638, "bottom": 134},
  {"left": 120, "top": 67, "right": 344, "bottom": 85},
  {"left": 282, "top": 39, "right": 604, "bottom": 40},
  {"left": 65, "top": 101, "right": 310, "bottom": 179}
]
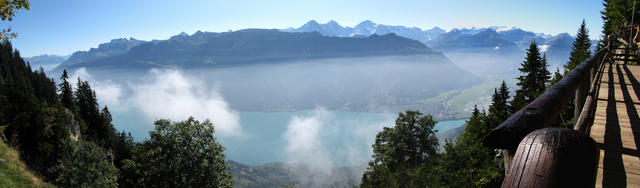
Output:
[
  {"left": 361, "top": 110, "right": 439, "bottom": 187},
  {"left": 0, "top": 41, "right": 70, "bottom": 173},
  {"left": 75, "top": 79, "right": 116, "bottom": 147},
  {"left": 47, "top": 140, "right": 119, "bottom": 187},
  {"left": 0, "top": 40, "right": 139, "bottom": 187},
  {"left": 552, "top": 21, "right": 593, "bottom": 128},
  {"left": 59, "top": 70, "right": 76, "bottom": 113},
  {"left": 565, "top": 20, "right": 592, "bottom": 72},
  {"left": 488, "top": 81, "right": 510, "bottom": 123},
  {"left": 437, "top": 106, "right": 504, "bottom": 187},
  {"left": 511, "top": 41, "right": 550, "bottom": 112},
  {"left": 361, "top": 83, "right": 509, "bottom": 187},
  {"left": 122, "top": 117, "right": 232, "bottom": 187},
  {"left": 0, "top": 0, "right": 29, "bottom": 40},
  {"left": 598, "top": 0, "right": 639, "bottom": 49}
]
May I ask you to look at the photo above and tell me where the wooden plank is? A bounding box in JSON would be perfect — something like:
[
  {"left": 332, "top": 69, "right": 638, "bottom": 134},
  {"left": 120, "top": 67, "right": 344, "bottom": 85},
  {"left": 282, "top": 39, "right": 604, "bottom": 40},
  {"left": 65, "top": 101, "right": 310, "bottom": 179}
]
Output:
[{"left": 593, "top": 64, "right": 640, "bottom": 187}]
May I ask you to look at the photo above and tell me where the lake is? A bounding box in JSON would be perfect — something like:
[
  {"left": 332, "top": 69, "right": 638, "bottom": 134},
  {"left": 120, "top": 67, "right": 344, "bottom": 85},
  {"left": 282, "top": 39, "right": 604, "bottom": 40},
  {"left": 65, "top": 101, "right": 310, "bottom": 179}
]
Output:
[{"left": 112, "top": 109, "right": 467, "bottom": 166}]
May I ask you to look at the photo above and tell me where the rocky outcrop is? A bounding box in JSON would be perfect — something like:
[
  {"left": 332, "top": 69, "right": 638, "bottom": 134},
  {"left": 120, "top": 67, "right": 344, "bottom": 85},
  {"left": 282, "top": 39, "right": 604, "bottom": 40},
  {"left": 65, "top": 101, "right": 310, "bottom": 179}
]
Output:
[{"left": 64, "top": 109, "right": 81, "bottom": 141}]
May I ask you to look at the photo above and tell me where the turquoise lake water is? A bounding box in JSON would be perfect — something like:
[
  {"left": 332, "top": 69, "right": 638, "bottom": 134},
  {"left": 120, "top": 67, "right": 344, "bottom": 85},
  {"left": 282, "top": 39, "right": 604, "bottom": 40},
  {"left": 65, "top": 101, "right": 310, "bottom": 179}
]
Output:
[{"left": 112, "top": 110, "right": 467, "bottom": 166}]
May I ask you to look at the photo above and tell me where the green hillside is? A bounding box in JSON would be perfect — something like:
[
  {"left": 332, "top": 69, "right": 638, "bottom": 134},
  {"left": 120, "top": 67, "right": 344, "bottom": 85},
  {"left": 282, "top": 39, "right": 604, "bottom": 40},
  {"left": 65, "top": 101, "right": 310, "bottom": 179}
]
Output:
[{"left": 0, "top": 126, "right": 54, "bottom": 187}]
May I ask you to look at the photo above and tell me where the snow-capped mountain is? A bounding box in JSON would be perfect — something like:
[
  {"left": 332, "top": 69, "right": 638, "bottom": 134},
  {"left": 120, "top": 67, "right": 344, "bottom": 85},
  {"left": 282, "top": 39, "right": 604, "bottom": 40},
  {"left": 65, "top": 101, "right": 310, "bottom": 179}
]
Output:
[
  {"left": 282, "top": 20, "right": 445, "bottom": 43},
  {"left": 282, "top": 20, "right": 580, "bottom": 68}
]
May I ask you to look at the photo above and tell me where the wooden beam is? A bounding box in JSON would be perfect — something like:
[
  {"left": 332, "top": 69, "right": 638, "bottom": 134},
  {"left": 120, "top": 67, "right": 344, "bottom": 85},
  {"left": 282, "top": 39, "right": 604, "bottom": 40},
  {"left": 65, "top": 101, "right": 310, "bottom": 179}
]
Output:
[
  {"left": 502, "top": 128, "right": 599, "bottom": 188},
  {"left": 484, "top": 50, "right": 607, "bottom": 150}
]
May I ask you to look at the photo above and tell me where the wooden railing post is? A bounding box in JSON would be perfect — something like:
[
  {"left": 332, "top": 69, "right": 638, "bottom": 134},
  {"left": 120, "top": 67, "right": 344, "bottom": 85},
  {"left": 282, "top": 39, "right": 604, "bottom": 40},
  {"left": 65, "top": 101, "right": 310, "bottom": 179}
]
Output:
[
  {"left": 575, "top": 69, "right": 590, "bottom": 121},
  {"left": 501, "top": 128, "right": 599, "bottom": 188},
  {"left": 503, "top": 149, "right": 515, "bottom": 176}
]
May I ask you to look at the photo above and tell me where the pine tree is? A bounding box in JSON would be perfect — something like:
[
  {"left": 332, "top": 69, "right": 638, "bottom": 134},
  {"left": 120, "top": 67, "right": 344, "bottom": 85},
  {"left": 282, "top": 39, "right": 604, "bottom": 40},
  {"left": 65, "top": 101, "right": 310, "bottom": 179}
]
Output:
[
  {"left": 437, "top": 105, "right": 504, "bottom": 187},
  {"left": 597, "top": 0, "right": 639, "bottom": 50},
  {"left": 565, "top": 20, "right": 592, "bottom": 72},
  {"left": 0, "top": 41, "right": 70, "bottom": 174},
  {"left": 75, "top": 78, "right": 105, "bottom": 145},
  {"left": 59, "top": 69, "right": 76, "bottom": 112},
  {"left": 512, "top": 41, "right": 544, "bottom": 111},
  {"left": 488, "top": 81, "right": 511, "bottom": 129},
  {"left": 550, "top": 21, "right": 593, "bottom": 128},
  {"left": 99, "top": 106, "right": 115, "bottom": 148},
  {"left": 538, "top": 53, "right": 551, "bottom": 90}
]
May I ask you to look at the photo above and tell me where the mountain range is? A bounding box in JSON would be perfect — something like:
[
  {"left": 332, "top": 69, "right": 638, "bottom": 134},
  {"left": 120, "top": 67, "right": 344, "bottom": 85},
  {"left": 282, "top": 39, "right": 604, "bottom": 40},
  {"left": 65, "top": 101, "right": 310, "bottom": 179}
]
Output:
[
  {"left": 281, "top": 20, "right": 600, "bottom": 67},
  {"left": 25, "top": 54, "right": 69, "bottom": 71},
  {"left": 281, "top": 20, "right": 446, "bottom": 43},
  {"left": 52, "top": 29, "right": 442, "bottom": 71},
  {"left": 31, "top": 20, "right": 598, "bottom": 72}
]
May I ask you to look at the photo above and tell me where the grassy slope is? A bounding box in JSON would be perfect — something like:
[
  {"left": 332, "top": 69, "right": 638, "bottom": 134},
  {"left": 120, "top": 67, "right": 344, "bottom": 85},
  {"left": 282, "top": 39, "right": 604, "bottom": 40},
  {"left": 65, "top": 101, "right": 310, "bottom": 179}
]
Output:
[
  {"left": 0, "top": 126, "right": 54, "bottom": 187},
  {"left": 416, "top": 74, "right": 517, "bottom": 119}
]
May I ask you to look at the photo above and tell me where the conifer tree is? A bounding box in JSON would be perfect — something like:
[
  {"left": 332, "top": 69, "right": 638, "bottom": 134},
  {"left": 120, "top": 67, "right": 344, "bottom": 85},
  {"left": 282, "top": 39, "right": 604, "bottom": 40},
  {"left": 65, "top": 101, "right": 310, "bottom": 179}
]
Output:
[
  {"left": 59, "top": 69, "right": 76, "bottom": 112},
  {"left": 551, "top": 21, "right": 593, "bottom": 128},
  {"left": 75, "top": 78, "right": 111, "bottom": 146},
  {"left": 512, "top": 41, "right": 544, "bottom": 111},
  {"left": 538, "top": 53, "right": 551, "bottom": 90},
  {"left": 565, "top": 20, "right": 592, "bottom": 72},
  {"left": 99, "top": 106, "right": 115, "bottom": 148},
  {"left": 487, "top": 81, "right": 511, "bottom": 129}
]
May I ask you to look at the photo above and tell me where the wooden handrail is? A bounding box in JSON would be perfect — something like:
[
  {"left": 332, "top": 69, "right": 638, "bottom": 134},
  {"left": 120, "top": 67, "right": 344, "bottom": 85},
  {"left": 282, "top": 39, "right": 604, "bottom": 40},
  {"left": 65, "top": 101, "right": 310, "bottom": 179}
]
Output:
[
  {"left": 483, "top": 49, "right": 607, "bottom": 151},
  {"left": 574, "top": 52, "right": 609, "bottom": 133}
]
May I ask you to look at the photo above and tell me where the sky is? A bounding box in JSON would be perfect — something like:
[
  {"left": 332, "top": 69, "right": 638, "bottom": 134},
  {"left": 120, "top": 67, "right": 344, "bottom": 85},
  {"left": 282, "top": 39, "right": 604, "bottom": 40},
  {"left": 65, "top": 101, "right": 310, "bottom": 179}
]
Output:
[{"left": 9, "top": 0, "right": 606, "bottom": 57}]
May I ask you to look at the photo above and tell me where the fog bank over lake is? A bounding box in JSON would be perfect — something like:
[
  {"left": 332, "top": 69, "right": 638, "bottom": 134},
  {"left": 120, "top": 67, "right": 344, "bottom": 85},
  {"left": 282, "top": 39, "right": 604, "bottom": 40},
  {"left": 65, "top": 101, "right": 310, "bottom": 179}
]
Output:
[
  {"left": 64, "top": 55, "right": 476, "bottom": 167},
  {"left": 112, "top": 108, "right": 467, "bottom": 166}
]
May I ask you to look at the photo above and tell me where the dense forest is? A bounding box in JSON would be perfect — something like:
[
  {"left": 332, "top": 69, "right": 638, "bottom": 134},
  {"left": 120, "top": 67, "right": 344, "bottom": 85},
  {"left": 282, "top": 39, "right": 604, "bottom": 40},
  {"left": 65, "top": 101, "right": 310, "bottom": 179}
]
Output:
[{"left": 0, "top": 40, "right": 232, "bottom": 187}]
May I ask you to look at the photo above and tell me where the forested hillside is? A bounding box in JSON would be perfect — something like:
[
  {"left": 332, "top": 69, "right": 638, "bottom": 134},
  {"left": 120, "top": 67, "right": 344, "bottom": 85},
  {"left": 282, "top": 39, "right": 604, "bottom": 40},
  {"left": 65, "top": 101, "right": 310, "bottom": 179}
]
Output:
[{"left": 0, "top": 41, "right": 232, "bottom": 187}]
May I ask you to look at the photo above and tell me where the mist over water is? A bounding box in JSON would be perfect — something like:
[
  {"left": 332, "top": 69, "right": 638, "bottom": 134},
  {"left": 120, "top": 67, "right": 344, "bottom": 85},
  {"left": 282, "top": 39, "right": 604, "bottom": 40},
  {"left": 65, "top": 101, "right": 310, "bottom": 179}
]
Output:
[
  {"left": 53, "top": 54, "right": 487, "bottom": 188},
  {"left": 62, "top": 55, "right": 475, "bottom": 186}
]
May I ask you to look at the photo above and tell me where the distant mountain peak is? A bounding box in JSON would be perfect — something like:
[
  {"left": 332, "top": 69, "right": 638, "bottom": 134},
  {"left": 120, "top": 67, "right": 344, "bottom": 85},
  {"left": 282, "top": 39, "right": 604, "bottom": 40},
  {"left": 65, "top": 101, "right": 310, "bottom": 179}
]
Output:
[
  {"left": 492, "top": 26, "right": 520, "bottom": 32},
  {"left": 555, "top": 32, "right": 572, "bottom": 38},
  {"left": 356, "top": 20, "right": 376, "bottom": 28},
  {"left": 304, "top": 20, "right": 320, "bottom": 26},
  {"left": 477, "top": 29, "right": 499, "bottom": 35},
  {"left": 429, "top": 26, "right": 445, "bottom": 32}
]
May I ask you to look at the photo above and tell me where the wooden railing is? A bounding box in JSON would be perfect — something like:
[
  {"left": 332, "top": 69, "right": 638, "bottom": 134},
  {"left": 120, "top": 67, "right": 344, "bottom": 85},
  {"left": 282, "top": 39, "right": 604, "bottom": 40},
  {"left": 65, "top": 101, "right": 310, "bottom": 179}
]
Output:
[{"left": 483, "top": 49, "right": 609, "bottom": 187}]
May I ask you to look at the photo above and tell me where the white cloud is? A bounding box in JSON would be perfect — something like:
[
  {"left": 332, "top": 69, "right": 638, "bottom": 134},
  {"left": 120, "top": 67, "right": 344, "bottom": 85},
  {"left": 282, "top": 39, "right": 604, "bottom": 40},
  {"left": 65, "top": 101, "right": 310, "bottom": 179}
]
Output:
[
  {"left": 70, "top": 68, "right": 124, "bottom": 111},
  {"left": 282, "top": 107, "right": 334, "bottom": 186},
  {"left": 539, "top": 44, "right": 550, "bottom": 53},
  {"left": 131, "top": 69, "right": 242, "bottom": 137},
  {"left": 281, "top": 107, "right": 395, "bottom": 186},
  {"left": 283, "top": 107, "right": 332, "bottom": 168},
  {"left": 70, "top": 68, "right": 243, "bottom": 137}
]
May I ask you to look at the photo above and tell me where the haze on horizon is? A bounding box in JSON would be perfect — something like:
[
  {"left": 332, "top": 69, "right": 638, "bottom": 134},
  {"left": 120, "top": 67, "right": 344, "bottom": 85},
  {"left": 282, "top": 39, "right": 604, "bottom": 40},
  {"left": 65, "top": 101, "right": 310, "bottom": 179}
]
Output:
[{"left": 12, "top": 0, "right": 603, "bottom": 57}]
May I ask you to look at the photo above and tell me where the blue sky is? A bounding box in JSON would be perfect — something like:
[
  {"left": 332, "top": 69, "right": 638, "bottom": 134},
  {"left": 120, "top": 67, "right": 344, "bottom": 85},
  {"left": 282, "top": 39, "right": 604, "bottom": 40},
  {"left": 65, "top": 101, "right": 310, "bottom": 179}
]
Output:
[{"left": 9, "top": 0, "right": 605, "bottom": 57}]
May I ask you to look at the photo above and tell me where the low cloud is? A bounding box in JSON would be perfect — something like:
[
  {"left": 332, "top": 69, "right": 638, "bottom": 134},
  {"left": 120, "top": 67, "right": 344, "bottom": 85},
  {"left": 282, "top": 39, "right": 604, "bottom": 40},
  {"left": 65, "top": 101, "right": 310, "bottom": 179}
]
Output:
[
  {"left": 539, "top": 44, "right": 550, "bottom": 53},
  {"left": 131, "top": 69, "right": 242, "bottom": 137},
  {"left": 70, "top": 68, "right": 243, "bottom": 137},
  {"left": 70, "top": 68, "right": 124, "bottom": 111},
  {"left": 282, "top": 107, "right": 394, "bottom": 186},
  {"left": 283, "top": 107, "right": 333, "bottom": 168}
]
